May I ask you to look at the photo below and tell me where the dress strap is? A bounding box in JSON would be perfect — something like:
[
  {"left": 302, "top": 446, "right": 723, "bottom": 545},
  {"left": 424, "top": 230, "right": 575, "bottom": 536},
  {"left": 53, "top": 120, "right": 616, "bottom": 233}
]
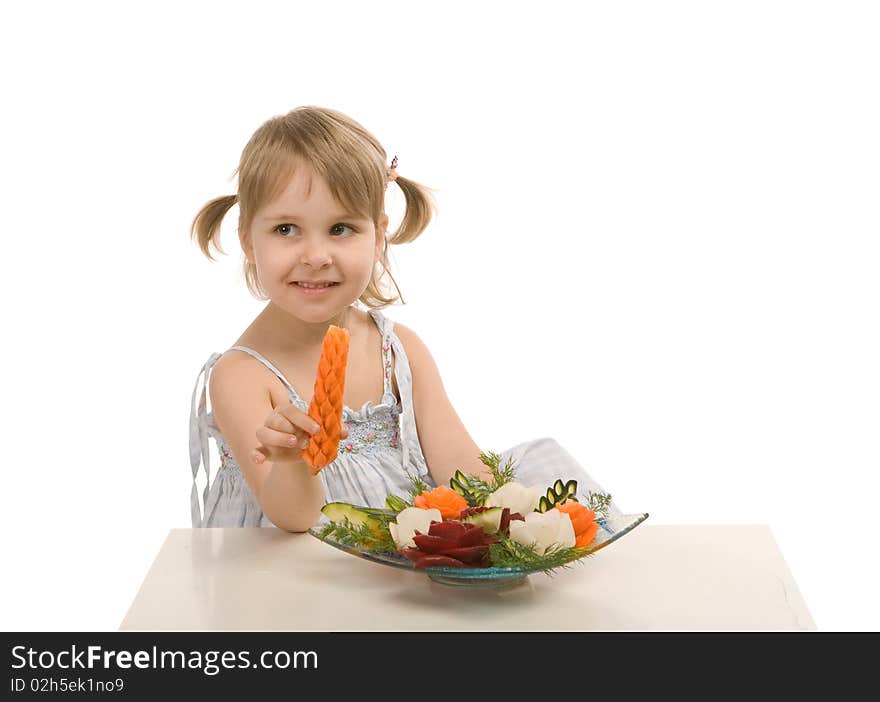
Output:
[
  {"left": 383, "top": 318, "right": 432, "bottom": 485},
  {"left": 367, "top": 309, "right": 395, "bottom": 400},
  {"left": 227, "top": 346, "right": 305, "bottom": 404},
  {"left": 189, "top": 352, "right": 223, "bottom": 528}
]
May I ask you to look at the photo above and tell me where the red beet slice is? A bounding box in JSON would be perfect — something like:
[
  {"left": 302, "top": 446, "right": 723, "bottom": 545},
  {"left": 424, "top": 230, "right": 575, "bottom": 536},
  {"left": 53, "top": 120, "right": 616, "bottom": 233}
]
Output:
[
  {"left": 412, "top": 534, "right": 460, "bottom": 554},
  {"left": 401, "top": 547, "right": 424, "bottom": 562},
  {"left": 499, "top": 507, "right": 511, "bottom": 534},
  {"left": 427, "top": 520, "right": 468, "bottom": 540},
  {"left": 456, "top": 527, "right": 491, "bottom": 547},
  {"left": 414, "top": 555, "right": 468, "bottom": 569},
  {"left": 440, "top": 545, "right": 489, "bottom": 565}
]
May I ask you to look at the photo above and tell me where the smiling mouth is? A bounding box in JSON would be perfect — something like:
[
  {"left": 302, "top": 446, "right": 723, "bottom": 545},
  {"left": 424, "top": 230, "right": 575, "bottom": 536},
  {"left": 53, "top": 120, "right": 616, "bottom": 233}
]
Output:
[{"left": 292, "top": 282, "right": 340, "bottom": 289}]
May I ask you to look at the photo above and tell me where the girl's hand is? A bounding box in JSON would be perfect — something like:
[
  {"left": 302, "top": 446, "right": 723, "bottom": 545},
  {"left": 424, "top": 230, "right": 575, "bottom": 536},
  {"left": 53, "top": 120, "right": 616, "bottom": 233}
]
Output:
[{"left": 250, "top": 402, "right": 349, "bottom": 465}]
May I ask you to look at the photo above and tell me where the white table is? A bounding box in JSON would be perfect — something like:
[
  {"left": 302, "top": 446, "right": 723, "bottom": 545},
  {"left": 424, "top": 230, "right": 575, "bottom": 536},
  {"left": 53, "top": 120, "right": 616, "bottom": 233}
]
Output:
[{"left": 120, "top": 524, "right": 815, "bottom": 631}]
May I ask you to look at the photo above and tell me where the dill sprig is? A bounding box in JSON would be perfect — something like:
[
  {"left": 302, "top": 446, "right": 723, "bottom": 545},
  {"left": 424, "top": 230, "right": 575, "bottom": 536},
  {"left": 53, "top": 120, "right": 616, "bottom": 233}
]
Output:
[
  {"left": 479, "top": 450, "right": 517, "bottom": 490},
  {"left": 488, "top": 535, "right": 594, "bottom": 576},
  {"left": 478, "top": 450, "right": 501, "bottom": 471},
  {"left": 404, "top": 470, "right": 430, "bottom": 498},
  {"left": 318, "top": 518, "right": 397, "bottom": 553},
  {"left": 585, "top": 491, "right": 613, "bottom": 520}
]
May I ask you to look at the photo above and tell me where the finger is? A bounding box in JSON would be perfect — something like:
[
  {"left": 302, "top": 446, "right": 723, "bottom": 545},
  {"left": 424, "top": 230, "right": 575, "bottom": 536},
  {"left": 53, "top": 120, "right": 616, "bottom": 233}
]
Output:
[
  {"left": 256, "top": 425, "right": 311, "bottom": 451},
  {"left": 267, "top": 409, "right": 296, "bottom": 434},
  {"left": 277, "top": 406, "right": 321, "bottom": 436},
  {"left": 250, "top": 439, "right": 304, "bottom": 466},
  {"left": 251, "top": 443, "right": 299, "bottom": 465}
]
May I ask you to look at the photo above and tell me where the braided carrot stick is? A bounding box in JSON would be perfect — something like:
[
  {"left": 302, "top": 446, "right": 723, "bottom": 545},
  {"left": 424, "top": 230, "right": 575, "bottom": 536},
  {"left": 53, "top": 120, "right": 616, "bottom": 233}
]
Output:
[{"left": 302, "top": 325, "right": 350, "bottom": 474}]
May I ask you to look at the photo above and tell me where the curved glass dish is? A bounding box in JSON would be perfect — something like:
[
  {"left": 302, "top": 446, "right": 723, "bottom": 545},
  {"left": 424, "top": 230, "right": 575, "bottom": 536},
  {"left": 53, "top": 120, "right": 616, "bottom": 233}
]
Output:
[{"left": 308, "top": 511, "right": 649, "bottom": 588}]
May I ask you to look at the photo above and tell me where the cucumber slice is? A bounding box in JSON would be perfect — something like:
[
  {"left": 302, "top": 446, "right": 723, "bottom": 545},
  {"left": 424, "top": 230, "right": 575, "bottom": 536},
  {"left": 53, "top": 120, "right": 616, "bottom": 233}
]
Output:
[
  {"left": 385, "top": 495, "right": 411, "bottom": 513},
  {"left": 361, "top": 506, "right": 396, "bottom": 518},
  {"left": 460, "top": 507, "right": 504, "bottom": 534},
  {"left": 537, "top": 479, "right": 580, "bottom": 512},
  {"left": 449, "top": 473, "right": 467, "bottom": 495},
  {"left": 449, "top": 469, "right": 491, "bottom": 506},
  {"left": 321, "top": 502, "right": 382, "bottom": 528}
]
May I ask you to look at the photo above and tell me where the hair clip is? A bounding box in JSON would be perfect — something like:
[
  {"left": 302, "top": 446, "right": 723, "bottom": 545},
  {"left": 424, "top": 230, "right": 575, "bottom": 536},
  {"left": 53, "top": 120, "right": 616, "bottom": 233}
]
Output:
[{"left": 385, "top": 154, "right": 399, "bottom": 189}]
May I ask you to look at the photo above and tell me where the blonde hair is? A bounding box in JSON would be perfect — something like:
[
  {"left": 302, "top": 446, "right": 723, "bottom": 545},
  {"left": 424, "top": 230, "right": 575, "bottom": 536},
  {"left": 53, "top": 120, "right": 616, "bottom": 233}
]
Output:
[{"left": 190, "top": 105, "right": 437, "bottom": 308}]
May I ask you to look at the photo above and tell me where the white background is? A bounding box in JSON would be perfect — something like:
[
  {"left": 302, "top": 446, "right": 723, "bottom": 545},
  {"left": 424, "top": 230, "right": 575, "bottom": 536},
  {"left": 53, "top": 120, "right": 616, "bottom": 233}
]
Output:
[{"left": 1, "top": 1, "right": 877, "bottom": 631}]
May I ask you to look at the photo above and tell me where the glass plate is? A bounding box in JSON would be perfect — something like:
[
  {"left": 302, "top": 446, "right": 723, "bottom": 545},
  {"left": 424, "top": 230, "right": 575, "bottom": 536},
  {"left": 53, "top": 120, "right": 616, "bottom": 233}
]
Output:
[{"left": 309, "top": 511, "right": 649, "bottom": 588}]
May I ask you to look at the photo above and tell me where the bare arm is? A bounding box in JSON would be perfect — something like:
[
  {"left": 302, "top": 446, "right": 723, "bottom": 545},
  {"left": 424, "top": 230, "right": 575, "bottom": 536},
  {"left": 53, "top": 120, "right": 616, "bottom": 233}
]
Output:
[
  {"left": 257, "top": 457, "right": 325, "bottom": 532},
  {"left": 208, "top": 354, "right": 325, "bottom": 532},
  {"left": 394, "top": 323, "right": 493, "bottom": 487}
]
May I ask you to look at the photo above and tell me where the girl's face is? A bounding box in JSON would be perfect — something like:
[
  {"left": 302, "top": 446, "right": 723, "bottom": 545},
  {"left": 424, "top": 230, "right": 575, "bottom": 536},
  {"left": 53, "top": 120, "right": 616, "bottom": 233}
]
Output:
[{"left": 243, "top": 163, "right": 386, "bottom": 324}]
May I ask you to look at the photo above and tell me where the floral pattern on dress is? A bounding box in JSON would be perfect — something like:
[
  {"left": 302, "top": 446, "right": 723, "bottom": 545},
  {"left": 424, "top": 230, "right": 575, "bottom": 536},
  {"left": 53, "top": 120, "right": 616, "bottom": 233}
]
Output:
[{"left": 336, "top": 407, "right": 401, "bottom": 455}]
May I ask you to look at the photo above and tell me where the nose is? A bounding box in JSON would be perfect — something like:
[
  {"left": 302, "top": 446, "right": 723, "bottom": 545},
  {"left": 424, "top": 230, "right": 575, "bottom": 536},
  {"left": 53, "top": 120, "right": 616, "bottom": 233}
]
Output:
[{"left": 300, "top": 236, "right": 332, "bottom": 269}]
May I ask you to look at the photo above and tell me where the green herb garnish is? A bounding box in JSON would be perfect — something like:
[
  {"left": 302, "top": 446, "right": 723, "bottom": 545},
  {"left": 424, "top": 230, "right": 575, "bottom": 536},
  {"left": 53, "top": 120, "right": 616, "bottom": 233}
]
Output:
[
  {"left": 585, "top": 491, "right": 613, "bottom": 520},
  {"left": 488, "top": 535, "right": 594, "bottom": 576},
  {"left": 479, "top": 450, "right": 517, "bottom": 490},
  {"left": 404, "top": 470, "right": 430, "bottom": 498},
  {"left": 318, "top": 518, "right": 397, "bottom": 553}
]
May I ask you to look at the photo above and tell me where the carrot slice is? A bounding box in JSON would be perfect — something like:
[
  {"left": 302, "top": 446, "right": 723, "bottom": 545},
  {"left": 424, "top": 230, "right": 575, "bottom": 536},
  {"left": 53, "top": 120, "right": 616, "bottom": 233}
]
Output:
[
  {"left": 575, "top": 521, "right": 599, "bottom": 548},
  {"left": 301, "top": 325, "right": 350, "bottom": 474},
  {"left": 556, "top": 501, "right": 598, "bottom": 548}
]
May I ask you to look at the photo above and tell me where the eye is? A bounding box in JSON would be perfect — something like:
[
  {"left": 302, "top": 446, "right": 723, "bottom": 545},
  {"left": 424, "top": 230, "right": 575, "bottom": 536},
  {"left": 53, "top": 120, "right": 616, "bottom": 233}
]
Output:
[
  {"left": 330, "top": 223, "right": 357, "bottom": 236},
  {"left": 273, "top": 223, "right": 296, "bottom": 236},
  {"left": 272, "top": 223, "right": 357, "bottom": 237}
]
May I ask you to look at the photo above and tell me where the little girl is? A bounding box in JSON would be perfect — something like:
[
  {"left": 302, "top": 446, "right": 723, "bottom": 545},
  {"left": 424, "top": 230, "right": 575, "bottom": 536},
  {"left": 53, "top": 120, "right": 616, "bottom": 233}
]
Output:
[{"left": 189, "top": 105, "right": 622, "bottom": 530}]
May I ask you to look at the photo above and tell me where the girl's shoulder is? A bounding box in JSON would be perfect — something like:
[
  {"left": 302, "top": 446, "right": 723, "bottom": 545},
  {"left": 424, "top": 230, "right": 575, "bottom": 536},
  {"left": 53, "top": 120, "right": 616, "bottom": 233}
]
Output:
[{"left": 208, "top": 348, "right": 280, "bottom": 410}]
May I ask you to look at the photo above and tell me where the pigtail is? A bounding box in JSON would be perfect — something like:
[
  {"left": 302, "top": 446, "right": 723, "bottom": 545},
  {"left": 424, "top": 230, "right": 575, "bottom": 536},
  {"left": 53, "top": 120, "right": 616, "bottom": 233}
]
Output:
[
  {"left": 361, "top": 172, "right": 438, "bottom": 309},
  {"left": 189, "top": 194, "right": 238, "bottom": 261},
  {"left": 387, "top": 175, "right": 437, "bottom": 246}
]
